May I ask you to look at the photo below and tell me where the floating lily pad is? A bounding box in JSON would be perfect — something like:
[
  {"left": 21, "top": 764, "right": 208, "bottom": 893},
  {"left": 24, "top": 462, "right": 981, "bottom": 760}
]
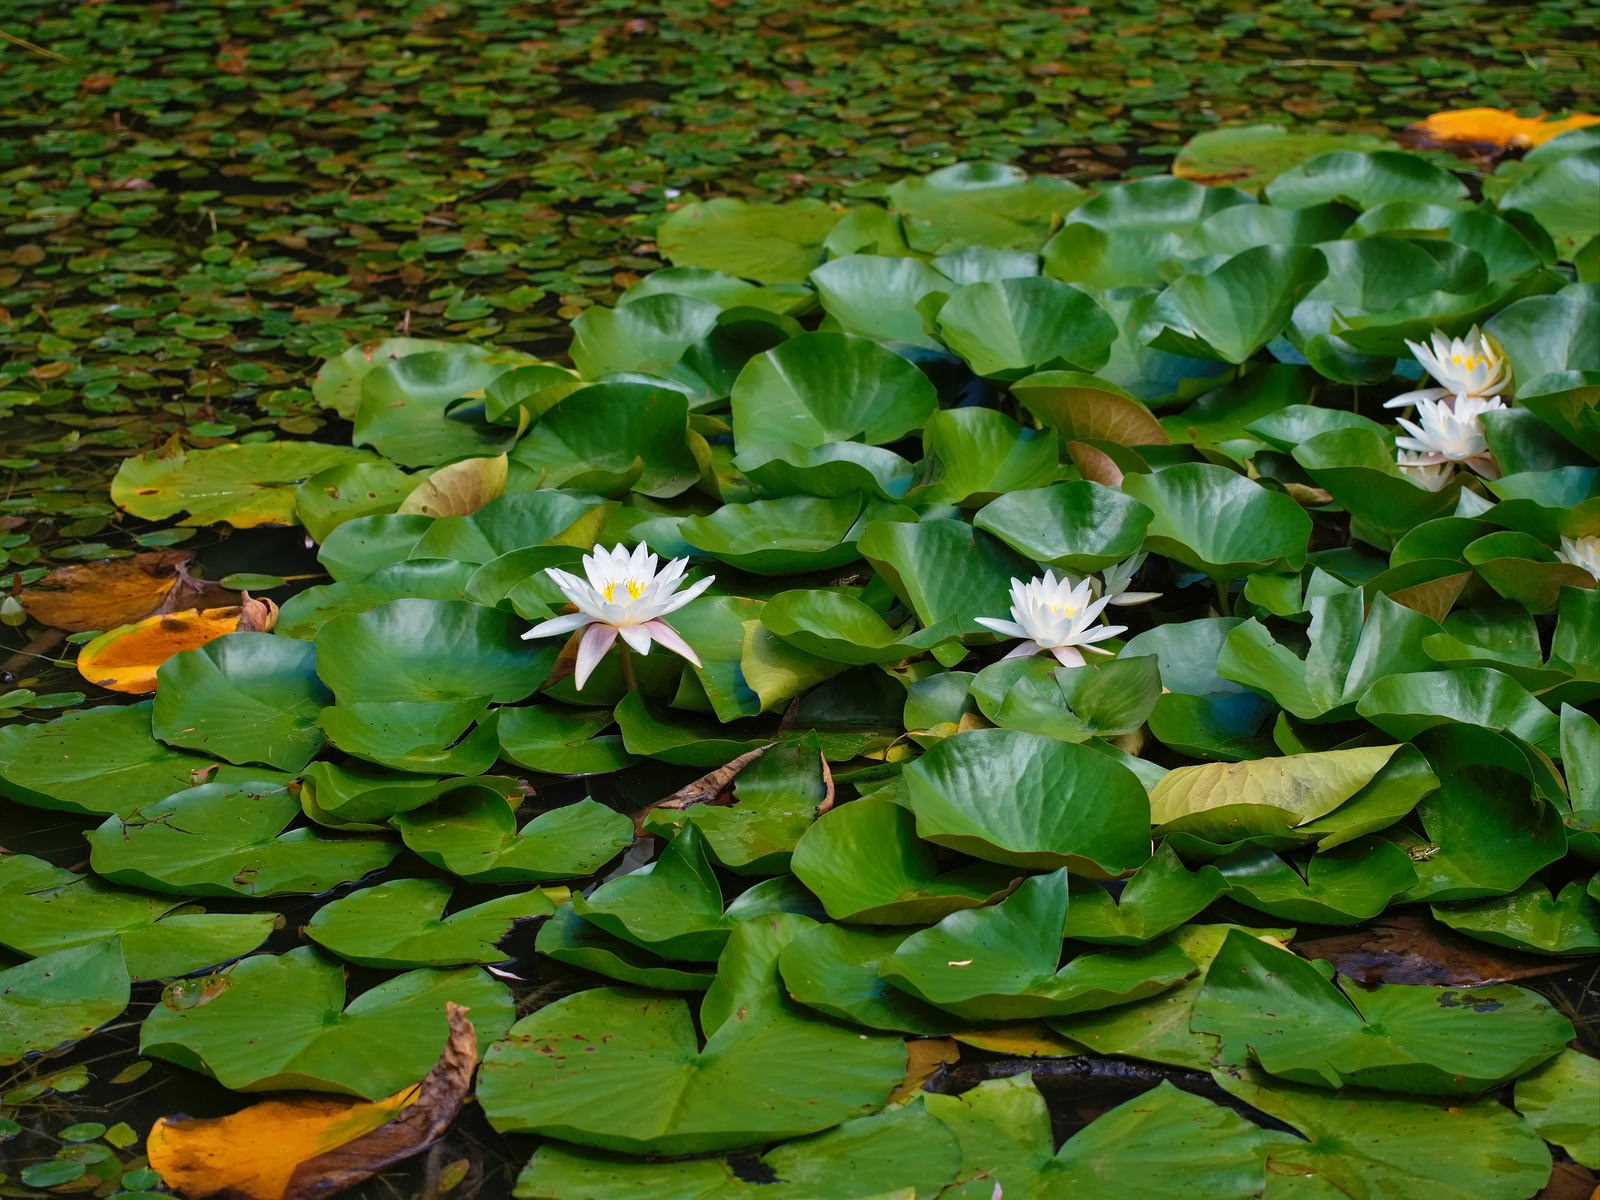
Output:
[
  {"left": 1514, "top": 1048, "right": 1600, "bottom": 1168},
  {"left": 1192, "top": 929, "right": 1570, "bottom": 1094},
  {"left": 883, "top": 870, "right": 1196, "bottom": 1021},
  {"left": 314, "top": 599, "right": 552, "bottom": 705},
  {"left": 0, "top": 702, "right": 289, "bottom": 817},
  {"left": 0, "top": 855, "right": 275, "bottom": 981},
  {"left": 393, "top": 789, "right": 634, "bottom": 883},
  {"left": 857, "top": 518, "right": 1032, "bottom": 630},
  {"left": 777, "top": 923, "right": 962, "bottom": 1035},
  {"left": 1065, "top": 844, "right": 1227, "bottom": 945},
  {"left": 1123, "top": 463, "right": 1311, "bottom": 579},
  {"left": 139, "top": 946, "right": 511, "bottom": 1097},
  {"left": 1431, "top": 879, "right": 1600, "bottom": 955},
  {"left": 318, "top": 699, "right": 500, "bottom": 776},
  {"left": 497, "top": 705, "right": 632, "bottom": 776},
  {"left": 112, "top": 443, "right": 383, "bottom": 527},
  {"left": 902, "top": 728, "right": 1151, "bottom": 875},
  {"left": 86, "top": 781, "right": 398, "bottom": 898},
  {"left": 478, "top": 922, "right": 906, "bottom": 1155},
  {"left": 535, "top": 903, "right": 715, "bottom": 993},
  {"left": 679, "top": 494, "right": 869, "bottom": 574},
  {"left": 937, "top": 276, "right": 1116, "bottom": 378},
  {"left": 305, "top": 878, "right": 556, "bottom": 968},
  {"left": 974, "top": 481, "right": 1152, "bottom": 570},
  {"left": 656, "top": 197, "right": 842, "bottom": 284},
  {"left": 729, "top": 332, "right": 937, "bottom": 449},
  {"left": 151, "top": 632, "right": 330, "bottom": 772},
  {"left": 789, "top": 798, "right": 1019, "bottom": 924},
  {"left": 571, "top": 824, "right": 732, "bottom": 962},
  {"left": 1215, "top": 839, "right": 1417, "bottom": 924},
  {"left": 0, "top": 943, "right": 130, "bottom": 1066},
  {"left": 353, "top": 350, "right": 522, "bottom": 467},
  {"left": 511, "top": 381, "right": 701, "bottom": 498}
]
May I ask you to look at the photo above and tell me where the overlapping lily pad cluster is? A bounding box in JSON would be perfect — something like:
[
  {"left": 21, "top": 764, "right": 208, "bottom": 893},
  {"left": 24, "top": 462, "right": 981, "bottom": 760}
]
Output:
[{"left": 4, "top": 136, "right": 1599, "bottom": 1197}]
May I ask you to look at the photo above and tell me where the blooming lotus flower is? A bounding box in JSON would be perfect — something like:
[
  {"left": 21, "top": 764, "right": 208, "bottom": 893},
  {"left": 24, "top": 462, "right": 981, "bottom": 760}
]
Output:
[
  {"left": 1385, "top": 325, "right": 1511, "bottom": 410},
  {"left": 975, "top": 571, "right": 1127, "bottom": 668},
  {"left": 1095, "top": 551, "right": 1161, "bottom": 606},
  {"left": 1557, "top": 535, "right": 1600, "bottom": 581},
  {"left": 521, "top": 543, "right": 713, "bottom": 690},
  {"left": 1395, "top": 450, "right": 1454, "bottom": 492},
  {"left": 1395, "top": 393, "right": 1504, "bottom": 478}
]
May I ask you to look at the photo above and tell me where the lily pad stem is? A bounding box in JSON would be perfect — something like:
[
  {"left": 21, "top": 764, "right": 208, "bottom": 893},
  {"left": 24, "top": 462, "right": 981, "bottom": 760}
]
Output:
[
  {"left": 1214, "top": 578, "right": 1233, "bottom": 617},
  {"left": 619, "top": 643, "right": 638, "bottom": 692}
]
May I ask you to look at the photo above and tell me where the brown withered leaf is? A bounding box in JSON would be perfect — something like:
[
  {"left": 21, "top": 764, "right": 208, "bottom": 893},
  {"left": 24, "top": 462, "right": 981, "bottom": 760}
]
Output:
[
  {"left": 1065, "top": 440, "right": 1124, "bottom": 488},
  {"left": 148, "top": 1004, "right": 477, "bottom": 1200},
  {"left": 647, "top": 745, "right": 773, "bottom": 818},
  {"left": 20, "top": 551, "right": 233, "bottom": 633},
  {"left": 1295, "top": 913, "right": 1576, "bottom": 987},
  {"left": 237, "top": 592, "right": 279, "bottom": 633}
]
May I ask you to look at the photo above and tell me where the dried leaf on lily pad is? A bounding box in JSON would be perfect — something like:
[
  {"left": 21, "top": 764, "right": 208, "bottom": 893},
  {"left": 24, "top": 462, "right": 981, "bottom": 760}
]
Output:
[
  {"left": 20, "top": 551, "right": 234, "bottom": 633},
  {"left": 149, "top": 1003, "right": 478, "bottom": 1200},
  {"left": 396, "top": 454, "right": 508, "bottom": 518},
  {"left": 76, "top": 595, "right": 279, "bottom": 695}
]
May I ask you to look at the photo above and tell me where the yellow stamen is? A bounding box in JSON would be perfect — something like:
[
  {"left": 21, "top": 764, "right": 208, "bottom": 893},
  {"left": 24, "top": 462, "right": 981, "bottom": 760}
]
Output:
[
  {"left": 602, "top": 582, "right": 616, "bottom": 603},
  {"left": 627, "top": 579, "right": 644, "bottom": 600},
  {"left": 1048, "top": 603, "right": 1077, "bottom": 617}
]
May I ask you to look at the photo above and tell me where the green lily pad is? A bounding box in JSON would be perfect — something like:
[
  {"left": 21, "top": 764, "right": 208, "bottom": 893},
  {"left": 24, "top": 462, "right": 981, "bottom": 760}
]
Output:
[
  {"left": 937, "top": 277, "right": 1115, "bottom": 379},
  {"left": 569, "top": 292, "right": 721, "bottom": 380},
  {"left": 571, "top": 824, "right": 732, "bottom": 962},
  {"left": 497, "top": 705, "right": 632, "bottom": 776},
  {"left": 314, "top": 598, "right": 552, "bottom": 705},
  {"left": 87, "top": 780, "right": 398, "bottom": 898},
  {"left": 729, "top": 332, "right": 937, "bottom": 450},
  {"left": 735, "top": 438, "right": 917, "bottom": 500},
  {"left": 857, "top": 518, "right": 1032, "bottom": 630},
  {"left": 760, "top": 589, "right": 948, "bottom": 667},
  {"left": 294, "top": 460, "right": 419, "bottom": 543},
  {"left": 318, "top": 699, "right": 498, "bottom": 777},
  {"left": 535, "top": 903, "right": 715, "bottom": 993},
  {"left": 305, "top": 878, "right": 556, "bottom": 968},
  {"left": 1514, "top": 1048, "right": 1600, "bottom": 1169},
  {"left": 1219, "top": 1071, "right": 1552, "bottom": 1200},
  {"left": 517, "top": 1100, "right": 961, "bottom": 1200},
  {"left": 1123, "top": 463, "right": 1311, "bottom": 579},
  {"left": 883, "top": 870, "right": 1197, "bottom": 1021},
  {"left": 0, "top": 855, "right": 274, "bottom": 981},
  {"left": 1143, "top": 244, "right": 1327, "bottom": 363},
  {"left": 969, "top": 655, "right": 1162, "bottom": 744},
  {"left": 656, "top": 197, "right": 842, "bottom": 284},
  {"left": 151, "top": 632, "right": 330, "bottom": 772},
  {"left": 810, "top": 254, "right": 950, "bottom": 347},
  {"left": 1215, "top": 839, "right": 1417, "bottom": 924},
  {"left": 903, "top": 728, "right": 1151, "bottom": 875},
  {"left": 1264, "top": 150, "right": 1469, "bottom": 210},
  {"left": 353, "top": 350, "right": 522, "bottom": 467},
  {"left": 777, "top": 923, "right": 962, "bottom": 1035},
  {"left": 1173, "top": 124, "right": 1393, "bottom": 193},
  {"left": 679, "top": 494, "right": 868, "bottom": 574},
  {"left": 643, "top": 737, "right": 827, "bottom": 875},
  {"left": 312, "top": 338, "right": 528, "bottom": 421},
  {"left": 0, "top": 702, "right": 290, "bottom": 818},
  {"left": 912, "top": 406, "right": 1060, "bottom": 507},
  {"left": 112, "top": 442, "right": 384, "bottom": 528},
  {"left": 930, "top": 1075, "right": 1267, "bottom": 1200},
  {"left": 1431, "top": 879, "right": 1600, "bottom": 955},
  {"left": 139, "top": 946, "right": 511, "bottom": 1097},
  {"left": 1356, "top": 667, "right": 1560, "bottom": 751},
  {"left": 393, "top": 789, "right": 634, "bottom": 883},
  {"left": 0, "top": 943, "right": 130, "bottom": 1066},
  {"left": 789, "top": 797, "right": 1020, "bottom": 924},
  {"left": 478, "top": 923, "right": 906, "bottom": 1155},
  {"left": 511, "top": 381, "right": 701, "bottom": 499},
  {"left": 1192, "top": 929, "right": 1570, "bottom": 1094},
  {"left": 973, "top": 481, "right": 1152, "bottom": 570},
  {"left": 1064, "top": 844, "right": 1227, "bottom": 945},
  {"left": 888, "top": 160, "right": 1086, "bottom": 254}
]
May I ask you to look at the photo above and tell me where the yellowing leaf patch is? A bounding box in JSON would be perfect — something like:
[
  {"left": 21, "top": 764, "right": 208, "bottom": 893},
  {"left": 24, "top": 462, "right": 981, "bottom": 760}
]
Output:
[{"left": 76, "top": 597, "right": 279, "bottom": 695}]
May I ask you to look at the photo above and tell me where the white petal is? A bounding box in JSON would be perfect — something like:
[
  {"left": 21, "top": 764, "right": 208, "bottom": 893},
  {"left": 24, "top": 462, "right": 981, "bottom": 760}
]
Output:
[
  {"left": 1107, "top": 590, "right": 1162, "bottom": 606},
  {"left": 975, "top": 616, "right": 1029, "bottom": 638},
  {"left": 618, "top": 623, "right": 654, "bottom": 654},
  {"left": 1050, "top": 645, "right": 1086, "bottom": 667},
  {"left": 1075, "top": 622, "right": 1128, "bottom": 644},
  {"left": 643, "top": 619, "right": 701, "bottom": 667},
  {"left": 1001, "top": 642, "right": 1042, "bottom": 661},
  {"left": 652, "top": 572, "right": 715, "bottom": 616},
  {"left": 521, "top": 612, "right": 597, "bottom": 640},
  {"left": 1382, "top": 387, "right": 1449, "bottom": 410},
  {"left": 572, "top": 623, "right": 619, "bottom": 690}
]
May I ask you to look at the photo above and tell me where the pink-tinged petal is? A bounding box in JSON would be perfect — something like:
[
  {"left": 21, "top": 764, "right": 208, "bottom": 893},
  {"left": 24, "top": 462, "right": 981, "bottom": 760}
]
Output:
[
  {"left": 573, "top": 623, "right": 619, "bottom": 690},
  {"left": 975, "top": 616, "right": 1029, "bottom": 638},
  {"left": 1050, "top": 645, "right": 1086, "bottom": 667},
  {"left": 653, "top": 572, "right": 715, "bottom": 616},
  {"left": 521, "top": 612, "right": 597, "bottom": 641},
  {"left": 1001, "top": 642, "right": 1041, "bottom": 661},
  {"left": 642, "top": 619, "right": 701, "bottom": 668},
  {"left": 618, "top": 623, "right": 653, "bottom": 654}
]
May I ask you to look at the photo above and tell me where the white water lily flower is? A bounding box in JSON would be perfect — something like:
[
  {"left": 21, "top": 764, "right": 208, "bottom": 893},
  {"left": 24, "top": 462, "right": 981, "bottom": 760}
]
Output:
[
  {"left": 521, "top": 543, "right": 713, "bottom": 690},
  {"left": 1095, "top": 551, "right": 1161, "bottom": 606},
  {"left": 1385, "top": 325, "right": 1511, "bottom": 410},
  {"left": 1395, "top": 393, "right": 1504, "bottom": 478},
  {"left": 1557, "top": 535, "right": 1600, "bottom": 581},
  {"left": 975, "top": 571, "right": 1127, "bottom": 668},
  {"left": 1395, "top": 450, "right": 1454, "bottom": 491}
]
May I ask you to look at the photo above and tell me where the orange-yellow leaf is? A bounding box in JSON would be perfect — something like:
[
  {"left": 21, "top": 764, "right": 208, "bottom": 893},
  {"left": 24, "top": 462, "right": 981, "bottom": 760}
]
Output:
[
  {"left": 147, "top": 1087, "right": 417, "bottom": 1200},
  {"left": 1406, "top": 107, "right": 1600, "bottom": 151},
  {"left": 954, "top": 1021, "right": 1084, "bottom": 1056},
  {"left": 75, "top": 605, "right": 257, "bottom": 694},
  {"left": 19, "top": 551, "right": 233, "bottom": 633}
]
